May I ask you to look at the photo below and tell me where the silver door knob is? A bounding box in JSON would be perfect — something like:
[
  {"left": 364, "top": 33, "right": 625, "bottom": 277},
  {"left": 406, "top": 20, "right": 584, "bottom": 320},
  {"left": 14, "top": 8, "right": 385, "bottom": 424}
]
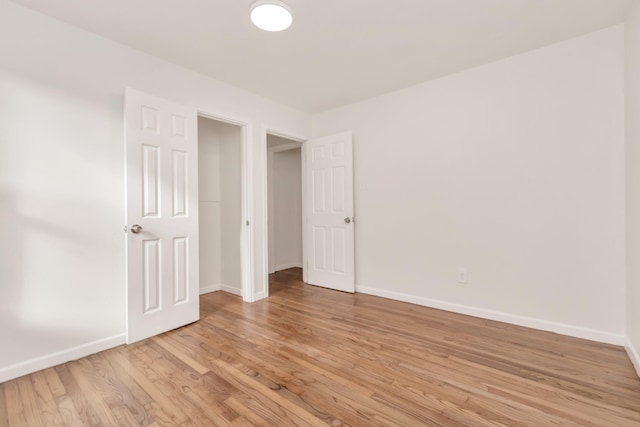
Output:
[
  {"left": 130, "top": 224, "right": 143, "bottom": 234},
  {"left": 344, "top": 217, "right": 351, "bottom": 224}
]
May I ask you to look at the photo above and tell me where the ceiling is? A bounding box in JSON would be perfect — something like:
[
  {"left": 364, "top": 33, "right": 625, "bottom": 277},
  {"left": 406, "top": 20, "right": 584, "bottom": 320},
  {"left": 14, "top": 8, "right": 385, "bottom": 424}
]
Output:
[{"left": 11, "top": 0, "right": 632, "bottom": 113}]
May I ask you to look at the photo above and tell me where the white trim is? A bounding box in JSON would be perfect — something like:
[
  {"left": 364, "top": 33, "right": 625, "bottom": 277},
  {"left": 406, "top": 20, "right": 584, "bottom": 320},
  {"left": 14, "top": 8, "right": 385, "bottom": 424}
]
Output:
[
  {"left": 625, "top": 338, "right": 640, "bottom": 379},
  {"left": 268, "top": 141, "right": 303, "bottom": 153},
  {"left": 197, "top": 111, "right": 251, "bottom": 129},
  {"left": 221, "top": 284, "right": 243, "bottom": 296},
  {"left": 241, "top": 123, "right": 255, "bottom": 303},
  {"left": 199, "top": 284, "right": 221, "bottom": 295},
  {"left": 200, "top": 284, "right": 243, "bottom": 296},
  {"left": 267, "top": 129, "right": 307, "bottom": 143},
  {"left": 0, "top": 334, "right": 126, "bottom": 383},
  {"left": 257, "top": 126, "right": 270, "bottom": 301},
  {"left": 274, "top": 263, "right": 303, "bottom": 272},
  {"left": 267, "top": 151, "right": 275, "bottom": 275},
  {"left": 302, "top": 143, "right": 308, "bottom": 284},
  {"left": 356, "top": 285, "right": 626, "bottom": 346}
]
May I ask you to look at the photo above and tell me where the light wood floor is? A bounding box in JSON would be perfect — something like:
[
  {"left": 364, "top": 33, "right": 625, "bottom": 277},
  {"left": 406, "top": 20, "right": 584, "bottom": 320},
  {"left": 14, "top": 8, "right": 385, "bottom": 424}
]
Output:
[{"left": 1, "top": 268, "right": 640, "bottom": 426}]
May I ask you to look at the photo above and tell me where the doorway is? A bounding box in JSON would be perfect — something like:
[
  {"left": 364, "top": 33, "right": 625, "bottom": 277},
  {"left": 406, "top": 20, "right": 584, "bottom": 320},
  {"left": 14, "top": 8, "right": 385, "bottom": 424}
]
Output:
[
  {"left": 267, "top": 133, "right": 303, "bottom": 293},
  {"left": 198, "top": 116, "right": 243, "bottom": 296}
]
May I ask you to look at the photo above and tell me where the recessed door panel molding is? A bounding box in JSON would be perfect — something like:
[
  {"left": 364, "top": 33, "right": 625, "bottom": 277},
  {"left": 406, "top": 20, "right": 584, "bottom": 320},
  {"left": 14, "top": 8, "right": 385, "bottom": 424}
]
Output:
[
  {"left": 171, "top": 114, "right": 187, "bottom": 139},
  {"left": 313, "top": 227, "right": 327, "bottom": 271},
  {"left": 173, "top": 237, "right": 189, "bottom": 305},
  {"left": 312, "top": 169, "right": 326, "bottom": 213},
  {"left": 331, "top": 141, "right": 345, "bottom": 159},
  {"left": 312, "top": 146, "right": 325, "bottom": 162},
  {"left": 305, "top": 132, "right": 354, "bottom": 293},
  {"left": 143, "top": 239, "right": 161, "bottom": 313},
  {"left": 331, "top": 166, "right": 345, "bottom": 213},
  {"left": 141, "top": 105, "right": 159, "bottom": 133},
  {"left": 125, "top": 88, "right": 199, "bottom": 344},
  {"left": 142, "top": 144, "right": 160, "bottom": 218},
  {"left": 172, "top": 150, "right": 188, "bottom": 217},
  {"left": 332, "top": 227, "right": 346, "bottom": 274}
]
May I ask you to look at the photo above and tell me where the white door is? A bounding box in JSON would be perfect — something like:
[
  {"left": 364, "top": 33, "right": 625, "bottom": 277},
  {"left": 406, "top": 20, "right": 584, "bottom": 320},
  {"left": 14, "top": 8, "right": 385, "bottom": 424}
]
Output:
[
  {"left": 125, "top": 88, "right": 199, "bottom": 344},
  {"left": 304, "top": 132, "right": 355, "bottom": 292}
]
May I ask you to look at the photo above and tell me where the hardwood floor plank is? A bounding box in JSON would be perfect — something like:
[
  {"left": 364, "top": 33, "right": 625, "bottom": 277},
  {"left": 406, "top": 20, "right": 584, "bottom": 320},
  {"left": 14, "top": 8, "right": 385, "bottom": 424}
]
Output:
[
  {"left": 2, "top": 267, "right": 640, "bottom": 426},
  {"left": 0, "top": 383, "right": 8, "bottom": 427},
  {"left": 54, "top": 395, "right": 84, "bottom": 427},
  {"left": 85, "top": 352, "right": 152, "bottom": 425},
  {"left": 54, "top": 363, "right": 102, "bottom": 426},
  {"left": 111, "top": 350, "right": 189, "bottom": 425},
  {"left": 151, "top": 336, "right": 210, "bottom": 375},
  {"left": 209, "top": 358, "right": 329, "bottom": 427},
  {"left": 42, "top": 368, "right": 66, "bottom": 400},
  {"left": 67, "top": 360, "right": 121, "bottom": 426},
  {"left": 182, "top": 386, "right": 236, "bottom": 427},
  {"left": 223, "top": 396, "right": 273, "bottom": 426},
  {"left": 15, "top": 375, "right": 46, "bottom": 426},
  {"left": 2, "top": 381, "right": 27, "bottom": 427},
  {"left": 119, "top": 345, "right": 208, "bottom": 425},
  {"left": 28, "top": 371, "right": 60, "bottom": 426}
]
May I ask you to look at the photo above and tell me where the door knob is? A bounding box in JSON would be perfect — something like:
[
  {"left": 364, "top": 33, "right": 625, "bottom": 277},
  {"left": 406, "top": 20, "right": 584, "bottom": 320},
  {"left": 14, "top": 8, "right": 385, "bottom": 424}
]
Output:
[
  {"left": 344, "top": 217, "right": 351, "bottom": 224},
  {"left": 130, "top": 224, "right": 143, "bottom": 234}
]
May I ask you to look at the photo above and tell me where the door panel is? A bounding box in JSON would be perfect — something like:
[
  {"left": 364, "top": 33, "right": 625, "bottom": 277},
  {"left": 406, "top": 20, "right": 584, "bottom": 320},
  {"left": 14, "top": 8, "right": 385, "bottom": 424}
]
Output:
[
  {"left": 305, "top": 132, "right": 354, "bottom": 292},
  {"left": 125, "top": 88, "right": 199, "bottom": 344},
  {"left": 143, "top": 239, "right": 161, "bottom": 313},
  {"left": 172, "top": 150, "right": 188, "bottom": 217}
]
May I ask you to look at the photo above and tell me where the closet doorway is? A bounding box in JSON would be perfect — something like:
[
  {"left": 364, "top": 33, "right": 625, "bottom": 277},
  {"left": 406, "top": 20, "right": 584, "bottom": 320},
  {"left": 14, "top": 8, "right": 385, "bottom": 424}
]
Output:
[
  {"left": 198, "top": 116, "right": 244, "bottom": 296},
  {"left": 267, "top": 134, "right": 303, "bottom": 291}
]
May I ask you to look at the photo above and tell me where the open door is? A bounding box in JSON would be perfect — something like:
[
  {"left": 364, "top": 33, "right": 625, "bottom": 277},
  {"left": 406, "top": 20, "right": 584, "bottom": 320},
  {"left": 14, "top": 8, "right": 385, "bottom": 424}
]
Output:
[
  {"left": 125, "top": 88, "right": 199, "bottom": 344},
  {"left": 304, "top": 132, "right": 355, "bottom": 292}
]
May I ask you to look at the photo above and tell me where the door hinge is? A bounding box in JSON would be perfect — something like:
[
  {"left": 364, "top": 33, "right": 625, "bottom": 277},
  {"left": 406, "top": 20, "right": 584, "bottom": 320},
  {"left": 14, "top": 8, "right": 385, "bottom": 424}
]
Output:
[{"left": 246, "top": 220, "right": 250, "bottom": 226}]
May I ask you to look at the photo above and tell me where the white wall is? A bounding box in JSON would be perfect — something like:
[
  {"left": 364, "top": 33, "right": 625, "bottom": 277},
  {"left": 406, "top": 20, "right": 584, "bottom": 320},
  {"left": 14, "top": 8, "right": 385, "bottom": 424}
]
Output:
[
  {"left": 312, "top": 26, "right": 626, "bottom": 343},
  {"left": 625, "top": 3, "right": 640, "bottom": 375},
  {"left": 272, "top": 148, "right": 303, "bottom": 271},
  {"left": 198, "top": 117, "right": 222, "bottom": 293},
  {"left": 219, "top": 124, "right": 243, "bottom": 294},
  {"left": 0, "top": 0, "right": 309, "bottom": 382}
]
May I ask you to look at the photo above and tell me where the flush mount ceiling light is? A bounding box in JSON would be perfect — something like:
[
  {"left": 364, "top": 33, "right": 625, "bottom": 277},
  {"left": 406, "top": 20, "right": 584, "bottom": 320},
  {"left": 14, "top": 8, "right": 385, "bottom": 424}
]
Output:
[{"left": 250, "top": 0, "right": 293, "bottom": 32}]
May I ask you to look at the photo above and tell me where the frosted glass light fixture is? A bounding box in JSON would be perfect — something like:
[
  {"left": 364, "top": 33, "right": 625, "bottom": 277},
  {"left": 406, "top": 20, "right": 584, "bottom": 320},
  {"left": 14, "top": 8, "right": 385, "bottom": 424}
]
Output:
[{"left": 250, "top": 0, "right": 293, "bottom": 32}]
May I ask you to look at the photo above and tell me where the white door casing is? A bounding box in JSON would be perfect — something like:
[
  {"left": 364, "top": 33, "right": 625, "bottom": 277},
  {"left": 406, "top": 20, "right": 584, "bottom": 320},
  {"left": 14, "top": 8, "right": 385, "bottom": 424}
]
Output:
[
  {"left": 125, "top": 88, "right": 199, "bottom": 344},
  {"left": 304, "top": 132, "right": 355, "bottom": 292}
]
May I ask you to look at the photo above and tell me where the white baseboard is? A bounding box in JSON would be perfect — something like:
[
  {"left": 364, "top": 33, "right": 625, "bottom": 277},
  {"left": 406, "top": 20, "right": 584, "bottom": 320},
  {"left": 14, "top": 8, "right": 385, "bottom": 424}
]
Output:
[
  {"left": 199, "top": 283, "right": 222, "bottom": 295},
  {"left": 200, "top": 283, "right": 243, "bottom": 297},
  {"left": 273, "top": 263, "right": 303, "bottom": 272},
  {"left": 255, "top": 291, "right": 267, "bottom": 300},
  {"left": 200, "top": 284, "right": 243, "bottom": 297},
  {"left": 355, "top": 285, "right": 625, "bottom": 346},
  {"left": 625, "top": 338, "right": 640, "bottom": 378},
  {"left": 221, "top": 284, "right": 243, "bottom": 296},
  {"left": 0, "top": 333, "right": 126, "bottom": 383}
]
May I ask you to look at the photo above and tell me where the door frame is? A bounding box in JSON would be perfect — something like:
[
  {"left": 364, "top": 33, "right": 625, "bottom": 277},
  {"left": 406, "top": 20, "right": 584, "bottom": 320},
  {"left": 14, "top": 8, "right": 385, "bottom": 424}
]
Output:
[
  {"left": 260, "top": 127, "right": 307, "bottom": 298},
  {"left": 197, "top": 111, "right": 254, "bottom": 302}
]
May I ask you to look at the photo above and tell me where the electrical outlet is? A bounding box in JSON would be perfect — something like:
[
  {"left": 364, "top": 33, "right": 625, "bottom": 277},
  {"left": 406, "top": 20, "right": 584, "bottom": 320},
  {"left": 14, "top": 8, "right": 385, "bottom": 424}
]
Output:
[{"left": 457, "top": 267, "right": 468, "bottom": 284}]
